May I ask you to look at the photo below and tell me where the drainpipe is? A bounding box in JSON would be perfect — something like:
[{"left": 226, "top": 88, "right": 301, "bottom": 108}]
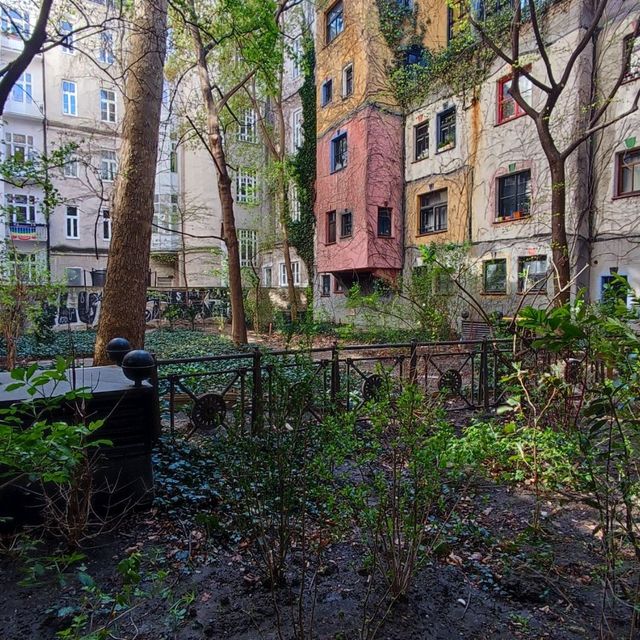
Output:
[{"left": 41, "top": 49, "right": 50, "bottom": 275}]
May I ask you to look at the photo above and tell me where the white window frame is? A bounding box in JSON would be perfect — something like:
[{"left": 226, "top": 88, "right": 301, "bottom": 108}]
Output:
[
  {"left": 292, "top": 108, "right": 303, "bottom": 151},
  {"left": 263, "top": 265, "right": 272, "bottom": 287},
  {"left": 6, "top": 193, "right": 36, "bottom": 223},
  {"left": 291, "top": 35, "right": 303, "bottom": 78},
  {"left": 60, "top": 20, "right": 74, "bottom": 54},
  {"left": 5, "top": 132, "right": 34, "bottom": 162},
  {"left": 237, "top": 108, "right": 257, "bottom": 143},
  {"left": 342, "top": 63, "right": 354, "bottom": 97},
  {"left": 63, "top": 156, "right": 79, "bottom": 177},
  {"left": 238, "top": 228, "right": 258, "bottom": 267},
  {"left": 62, "top": 80, "right": 77, "bottom": 116},
  {"left": 236, "top": 168, "right": 258, "bottom": 204},
  {"left": 100, "top": 88, "right": 117, "bottom": 123},
  {"left": 290, "top": 183, "right": 301, "bottom": 222},
  {"left": 1, "top": 7, "right": 30, "bottom": 37},
  {"left": 100, "top": 150, "right": 117, "bottom": 181},
  {"left": 65, "top": 205, "right": 79, "bottom": 239},
  {"left": 102, "top": 209, "right": 111, "bottom": 240},
  {"left": 12, "top": 73, "right": 32, "bottom": 104},
  {"left": 98, "top": 31, "right": 115, "bottom": 64},
  {"left": 279, "top": 262, "right": 288, "bottom": 287}
]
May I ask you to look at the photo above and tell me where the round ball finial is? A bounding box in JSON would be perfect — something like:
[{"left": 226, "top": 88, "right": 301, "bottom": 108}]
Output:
[
  {"left": 121, "top": 349, "right": 155, "bottom": 386},
  {"left": 106, "top": 337, "right": 131, "bottom": 366}
]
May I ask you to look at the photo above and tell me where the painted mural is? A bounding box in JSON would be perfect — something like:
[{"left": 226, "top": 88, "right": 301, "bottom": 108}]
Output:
[{"left": 54, "top": 288, "right": 230, "bottom": 329}]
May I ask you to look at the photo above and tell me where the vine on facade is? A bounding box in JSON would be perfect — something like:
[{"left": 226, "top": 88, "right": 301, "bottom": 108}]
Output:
[{"left": 289, "top": 36, "right": 316, "bottom": 283}]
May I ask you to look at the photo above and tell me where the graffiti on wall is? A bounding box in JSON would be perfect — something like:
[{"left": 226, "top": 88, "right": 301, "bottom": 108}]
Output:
[{"left": 54, "top": 288, "right": 230, "bottom": 329}]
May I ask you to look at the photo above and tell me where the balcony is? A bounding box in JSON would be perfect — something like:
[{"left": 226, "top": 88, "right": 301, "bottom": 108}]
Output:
[
  {"left": 5, "top": 223, "right": 47, "bottom": 242},
  {"left": 150, "top": 232, "right": 180, "bottom": 252}
]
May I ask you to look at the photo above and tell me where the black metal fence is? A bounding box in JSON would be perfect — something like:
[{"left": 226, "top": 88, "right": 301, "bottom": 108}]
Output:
[{"left": 155, "top": 338, "right": 520, "bottom": 435}]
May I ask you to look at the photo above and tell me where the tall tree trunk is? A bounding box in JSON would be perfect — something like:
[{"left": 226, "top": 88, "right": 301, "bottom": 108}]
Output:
[
  {"left": 190, "top": 27, "right": 248, "bottom": 345},
  {"left": 549, "top": 159, "right": 570, "bottom": 304},
  {"left": 93, "top": 0, "right": 168, "bottom": 364}
]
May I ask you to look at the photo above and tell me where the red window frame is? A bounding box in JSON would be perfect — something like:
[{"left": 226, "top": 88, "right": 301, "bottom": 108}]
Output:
[{"left": 496, "top": 73, "right": 530, "bottom": 124}]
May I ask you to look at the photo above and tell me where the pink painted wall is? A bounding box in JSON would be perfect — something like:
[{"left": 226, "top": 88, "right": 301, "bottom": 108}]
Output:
[{"left": 315, "top": 106, "right": 403, "bottom": 276}]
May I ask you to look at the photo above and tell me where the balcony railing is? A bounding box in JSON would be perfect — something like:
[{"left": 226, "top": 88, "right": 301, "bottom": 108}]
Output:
[{"left": 6, "top": 223, "right": 47, "bottom": 242}]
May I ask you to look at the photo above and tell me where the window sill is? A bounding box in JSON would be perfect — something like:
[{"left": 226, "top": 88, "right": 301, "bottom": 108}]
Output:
[
  {"left": 324, "top": 30, "right": 345, "bottom": 50},
  {"left": 494, "top": 215, "right": 530, "bottom": 224},
  {"left": 342, "top": 92, "right": 353, "bottom": 100},
  {"left": 482, "top": 291, "right": 507, "bottom": 296},
  {"left": 612, "top": 191, "right": 640, "bottom": 200},
  {"left": 412, "top": 155, "right": 429, "bottom": 164},
  {"left": 339, "top": 234, "right": 352, "bottom": 239},
  {"left": 435, "top": 143, "right": 455, "bottom": 154},
  {"left": 417, "top": 228, "right": 447, "bottom": 237},
  {"left": 517, "top": 289, "right": 546, "bottom": 295},
  {"left": 320, "top": 293, "right": 330, "bottom": 297},
  {"left": 330, "top": 166, "right": 346, "bottom": 174},
  {"left": 495, "top": 112, "right": 525, "bottom": 126},
  {"left": 325, "top": 241, "right": 337, "bottom": 246},
  {"left": 377, "top": 234, "right": 394, "bottom": 239},
  {"left": 622, "top": 74, "right": 640, "bottom": 85}
]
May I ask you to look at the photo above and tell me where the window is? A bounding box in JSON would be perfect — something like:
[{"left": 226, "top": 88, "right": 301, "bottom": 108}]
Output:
[
  {"left": 497, "top": 169, "right": 531, "bottom": 220},
  {"left": 102, "top": 209, "right": 111, "bottom": 240},
  {"left": 602, "top": 273, "right": 629, "bottom": 306},
  {"left": 60, "top": 20, "right": 74, "bottom": 53},
  {"left": 321, "top": 274, "right": 331, "bottom": 296},
  {"left": 66, "top": 205, "right": 79, "bottom": 239},
  {"left": 340, "top": 211, "right": 352, "bottom": 237},
  {"left": 326, "top": 1, "right": 344, "bottom": 44},
  {"left": 418, "top": 189, "right": 448, "bottom": 234},
  {"left": 414, "top": 121, "right": 429, "bottom": 161},
  {"left": 62, "top": 81, "right": 77, "bottom": 115},
  {"left": 292, "top": 109, "right": 303, "bottom": 150},
  {"left": 483, "top": 259, "right": 507, "bottom": 294},
  {"left": 236, "top": 168, "right": 258, "bottom": 204},
  {"left": 237, "top": 108, "right": 257, "bottom": 143},
  {"left": 12, "top": 73, "right": 32, "bottom": 103},
  {"left": 11, "top": 253, "right": 39, "bottom": 282},
  {"left": 617, "top": 148, "right": 640, "bottom": 196},
  {"left": 497, "top": 74, "right": 532, "bottom": 123},
  {"left": 624, "top": 34, "right": 640, "bottom": 80},
  {"left": 170, "top": 141, "right": 178, "bottom": 173},
  {"left": 98, "top": 31, "right": 115, "bottom": 64},
  {"left": 263, "top": 266, "right": 272, "bottom": 287},
  {"left": 331, "top": 132, "right": 347, "bottom": 172},
  {"left": 518, "top": 255, "right": 547, "bottom": 293},
  {"left": 279, "top": 262, "right": 299, "bottom": 286},
  {"left": 238, "top": 229, "right": 258, "bottom": 267},
  {"left": 342, "top": 63, "right": 353, "bottom": 97},
  {"left": 437, "top": 107, "right": 456, "bottom": 149},
  {"left": 63, "top": 156, "right": 79, "bottom": 177},
  {"left": 5, "top": 133, "right": 33, "bottom": 162},
  {"left": 1, "top": 7, "right": 30, "bottom": 37},
  {"left": 403, "top": 44, "right": 424, "bottom": 66},
  {"left": 100, "top": 150, "right": 117, "bottom": 181},
  {"left": 377, "top": 207, "right": 392, "bottom": 237},
  {"left": 290, "top": 184, "right": 301, "bottom": 221},
  {"left": 291, "top": 36, "right": 302, "bottom": 78},
  {"left": 100, "top": 89, "right": 117, "bottom": 123},
  {"left": 321, "top": 79, "right": 333, "bottom": 106},
  {"left": 6, "top": 194, "right": 36, "bottom": 222},
  {"left": 447, "top": 6, "right": 455, "bottom": 43},
  {"left": 326, "top": 210, "right": 337, "bottom": 243}
]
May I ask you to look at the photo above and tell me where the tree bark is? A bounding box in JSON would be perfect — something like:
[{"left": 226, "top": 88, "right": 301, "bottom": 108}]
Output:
[
  {"left": 549, "top": 159, "right": 570, "bottom": 304},
  {"left": 93, "top": 0, "right": 168, "bottom": 364}
]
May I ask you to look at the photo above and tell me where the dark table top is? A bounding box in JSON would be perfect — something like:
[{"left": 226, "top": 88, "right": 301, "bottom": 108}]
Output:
[{"left": 0, "top": 365, "right": 152, "bottom": 404}]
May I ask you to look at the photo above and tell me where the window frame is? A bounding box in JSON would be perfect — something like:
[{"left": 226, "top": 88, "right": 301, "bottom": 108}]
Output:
[
  {"left": 7, "top": 193, "right": 36, "bottom": 223},
  {"left": 289, "top": 184, "right": 301, "bottom": 222},
  {"left": 418, "top": 189, "right": 448, "bottom": 235},
  {"left": 331, "top": 132, "right": 347, "bottom": 172},
  {"left": 291, "top": 35, "right": 303, "bottom": 78},
  {"left": 65, "top": 205, "right": 79, "bottom": 239},
  {"left": 238, "top": 228, "right": 258, "bottom": 267},
  {"left": 98, "top": 31, "right": 115, "bottom": 64},
  {"left": 325, "top": 0, "right": 344, "bottom": 44},
  {"left": 5, "top": 132, "right": 34, "bottom": 162},
  {"left": 63, "top": 156, "right": 79, "bottom": 178},
  {"left": 1, "top": 7, "right": 30, "bottom": 37},
  {"left": 414, "top": 120, "right": 429, "bottom": 161},
  {"left": 100, "top": 88, "right": 117, "bottom": 123},
  {"left": 496, "top": 169, "right": 531, "bottom": 220},
  {"left": 326, "top": 210, "right": 337, "bottom": 244},
  {"left": 12, "top": 73, "right": 33, "bottom": 104},
  {"left": 292, "top": 108, "right": 303, "bottom": 150},
  {"left": 62, "top": 80, "right": 77, "bottom": 116},
  {"left": 100, "top": 150, "right": 117, "bottom": 182},
  {"left": 237, "top": 108, "right": 257, "bottom": 143},
  {"left": 321, "top": 274, "right": 331, "bottom": 297},
  {"left": 377, "top": 207, "right": 392, "bottom": 238},
  {"left": 496, "top": 72, "right": 532, "bottom": 124},
  {"left": 436, "top": 107, "right": 456, "bottom": 150},
  {"left": 517, "top": 255, "right": 547, "bottom": 293},
  {"left": 263, "top": 266, "right": 272, "bottom": 288},
  {"left": 321, "top": 79, "right": 333, "bottom": 106},
  {"left": 616, "top": 147, "right": 640, "bottom": 198},
  {"left": 342, "top": 63, "right": 354, "bottom": 98},
  {"left": 483, "top": 258, "right": 507, "bottom": 295},
  {"left": 236, "top": 167, "right": 259, "bottom": 204},
  {"left": 102, "top": 209, "right": 111, "bottom": 241},
  {"left": 340, "top": 210, "right": 352, "bottom": 237},
  {"left": 623, "top": 33, "right": 640, "bottom": 82},
  {"left": 60, "top": 20, "right": 74, "bottom": 54}
]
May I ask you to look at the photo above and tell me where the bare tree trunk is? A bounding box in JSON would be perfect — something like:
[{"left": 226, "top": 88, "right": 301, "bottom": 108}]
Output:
[
  {"left": 189, "top": 26, "right": 248, "bottom": 345},
  {"left": 549, "top": 160, "right": 570, "bottom": 304},
  {"left": 93, "top": 0, "right": 168, "bottom": 364}
]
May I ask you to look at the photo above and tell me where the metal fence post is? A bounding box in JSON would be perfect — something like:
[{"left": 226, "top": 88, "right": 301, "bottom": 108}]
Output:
[
  {"left": 409, "top": 339, "right": 417, "bottom": 385},
  {"left": 480, "top": 338, "right": 490, "bottom": 411},
  {"left": 330, "top": 341, "right": 340, "bottom": 407},
  {"left": 251, "top": 347, "right": 263, "bottom": 434}
]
